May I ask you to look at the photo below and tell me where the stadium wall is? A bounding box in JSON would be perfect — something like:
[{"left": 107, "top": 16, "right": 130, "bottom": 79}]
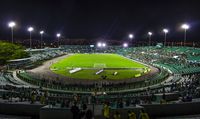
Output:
[
  {"left": 141, "top": 101, "right": 200, "bottom": 117},
  {"left": 0, "top": 102, "right": 45, "bottom": 117}
]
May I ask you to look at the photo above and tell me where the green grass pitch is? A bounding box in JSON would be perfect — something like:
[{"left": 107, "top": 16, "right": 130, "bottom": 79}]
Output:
[{"left": 50, "top": 54, "right": 149, "bottom": 80}]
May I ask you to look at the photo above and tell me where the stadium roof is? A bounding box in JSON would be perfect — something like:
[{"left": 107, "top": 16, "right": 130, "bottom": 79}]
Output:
[{"left": 8, "top": 57, "right": 31, "bottom": 62}]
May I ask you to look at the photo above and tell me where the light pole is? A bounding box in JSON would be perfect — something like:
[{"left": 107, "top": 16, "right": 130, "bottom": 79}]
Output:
[
  {"left": 56, "top": 33, "right": 61, "bottom": 47},
  {"left": 181, "top": 24, "right": 190, "bottom": 46},
  {"left": 163, "top": 29, "right": 169, "bottom": 47},
  {"left": 28, "top": 27, "right": 34, "bottom": 49},
  {"left": 129, "top": 34, "right": 134, "bottom": 46},
  {"left": 40, "top": 31, "right": 44, "bottom": 48},
  {"left": 148, "top": 32, "right": 152, "bottom": 46},
  {"left": 8, "top": 21, "right": 16, "bottom": 43}
]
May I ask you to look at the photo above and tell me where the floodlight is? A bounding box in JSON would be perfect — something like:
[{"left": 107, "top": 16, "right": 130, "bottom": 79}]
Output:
[
  {"left": 28, "top": 27, "right": 34, "bottom": 32},
  {"left": 163, "top": 29, "right": 169, "bottom": 33},
  {"left": 8, "top": 21, "right": 16, "bottom": 28},
  {"left": 181, "top": 24, "right": 190, "bottom": 30},
  {"left": 27, "top": 26, "right": 34, "bottom": 49},
  {"left": 8, "top": 21, "right": 16, "bottom": 43},
  {"left": 40, "top": 30, "right": 44, "bottom": 48},
  {"left": 123, "top": 43, "right": 128, "bottom": 48},
  {"left": 102, "top": 43, "right": 106, "bottom": 47},
  {"left": 148, "top": 32, "right": 152, "bottom": 36},
  {"left": 163, "top": 29, "right": 169, "bottom": 47},
  {"left": 181, "top": 23, "right": 190, "bottom": 46},
  {"left": 56, "top": 33, "right": 61, "bottom": 37},
  {"left": 97, "top": 42, "right": 102, "bottom": 47},
  {"left": 129, "top": 34, "right": 133, "bottom": 39},
  {"left": 40, "top": 31, "right": 44, "bottom": 34}
]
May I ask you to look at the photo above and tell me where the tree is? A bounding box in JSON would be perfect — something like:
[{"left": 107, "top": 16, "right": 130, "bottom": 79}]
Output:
[{"left": 0, "top": 41, "right": 29, "bottom": 65}]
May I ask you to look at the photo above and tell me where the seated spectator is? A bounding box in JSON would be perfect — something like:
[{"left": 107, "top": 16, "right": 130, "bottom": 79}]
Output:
[
  {"left": 139, "top": 109, "right": 150, "bottom": 119},
  {"left": 113, "top": 111, "right": 121, "bottom": 119}
]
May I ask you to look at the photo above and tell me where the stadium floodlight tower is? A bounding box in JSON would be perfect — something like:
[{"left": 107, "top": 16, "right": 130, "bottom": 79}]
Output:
[
  {"left": 56, "top": 33, "right": 61, "bottom": 47},
  {"left": 181, "top": 23, "right": 190, "bottom": 46},
  {"left": 129, "top": 34, "right": 134, "bottom": 46},
  {"left": 40, "top": 31, "right": 44, "bottom": 48},
  {"left": 123, "top": 43, "right": 128, "bottom": 48},
  {"left": 163, "top": 28, "right": 169, "bottom": 47},
  {"left": 8, "top": 21, "right": 16, "bottom": 43},
  {"left": 28, "top": 27, "right": 34, "bottom": 49},
  {"left": 148, "top": 32, "right": 153, "bottom": 46}
]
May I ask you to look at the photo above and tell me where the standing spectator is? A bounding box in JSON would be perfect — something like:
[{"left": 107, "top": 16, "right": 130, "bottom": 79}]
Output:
[
  {"left": 71, "top": 102, "right": 80, "bottom": 119},
  {"left": 128, "top": 110, "right": 136, "bottom": 119},
  {"left": 80, "top": 103, "right": 87, "bottom": 119},
  {"left": 85, "top": 109, "right": 93, "bottom": 119},
  {"left": 113, "top": 111, "right": 121, "bottom": 119},
  {"left": 30, "top": 90, "right": 36, "bottom": 104},
  {"left": 40, "top": 93, "right": 45, "bottom": 104},
  {"left": 103, "top": 102, "right": 110, "bottom": 119}
]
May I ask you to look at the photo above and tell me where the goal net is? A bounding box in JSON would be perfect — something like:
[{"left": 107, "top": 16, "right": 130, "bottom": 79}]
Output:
[{"left": 93, "top": 63, "right": 106, "bottom": 68}]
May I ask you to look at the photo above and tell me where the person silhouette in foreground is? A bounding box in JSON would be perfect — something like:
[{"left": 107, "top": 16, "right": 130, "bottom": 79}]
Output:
[
  {"left": 113, "top": 111, "right": 121, "bottom": 119},
  {"left": 103, "top": 102, "right": 110, "bottom": 119},
  {"left": 80, "top": 103, "right": 87, "bottom": 119},
  {"left": 85, "top": 109, "right": 93, "bottom": 119},
  {"left": 71, "top": 102, "right": 80, "bottom": 119},
  {"left": 128, "top": 110, "right": 136, "bottom": 119}
]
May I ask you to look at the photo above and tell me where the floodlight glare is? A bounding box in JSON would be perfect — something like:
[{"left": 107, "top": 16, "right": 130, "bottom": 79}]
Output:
[
  {"left": 163, "top": 29, "right": 169, "bottom": 33},
  {"left": 123, "top": 43, "right": 128, "bottom": 48},
  {"left": 8, "top": 21, "right": 16, "bottom": 28},
  {"left": 181, "top": 24, "right": 190, "bottom": 30},
  {"left": 28, "top": 27, "right": 34, "bottom": 32},
  {"left": 40, "top": 31, "right": 44, "bottom": 34},
  {"left": 148, "top": 32, "right": 152, "bottom": 36},
  {"left": 56, "top": 33, "right": 61, "bottom": 37}
]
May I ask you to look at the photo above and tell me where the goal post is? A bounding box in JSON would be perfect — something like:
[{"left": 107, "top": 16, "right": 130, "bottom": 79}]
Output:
[{"left": 93, "top": 63, "right": 106, "bottom": 68}]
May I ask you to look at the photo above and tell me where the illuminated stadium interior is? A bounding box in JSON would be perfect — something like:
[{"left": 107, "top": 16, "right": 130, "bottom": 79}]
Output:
[{"left": 1, "top": 1, "right": 200, "bottom": 119}]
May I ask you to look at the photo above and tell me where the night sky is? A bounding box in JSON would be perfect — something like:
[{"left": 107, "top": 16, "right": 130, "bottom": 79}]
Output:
[{"left": 0, "top": 0, "right": 200, "bottom": 44}]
